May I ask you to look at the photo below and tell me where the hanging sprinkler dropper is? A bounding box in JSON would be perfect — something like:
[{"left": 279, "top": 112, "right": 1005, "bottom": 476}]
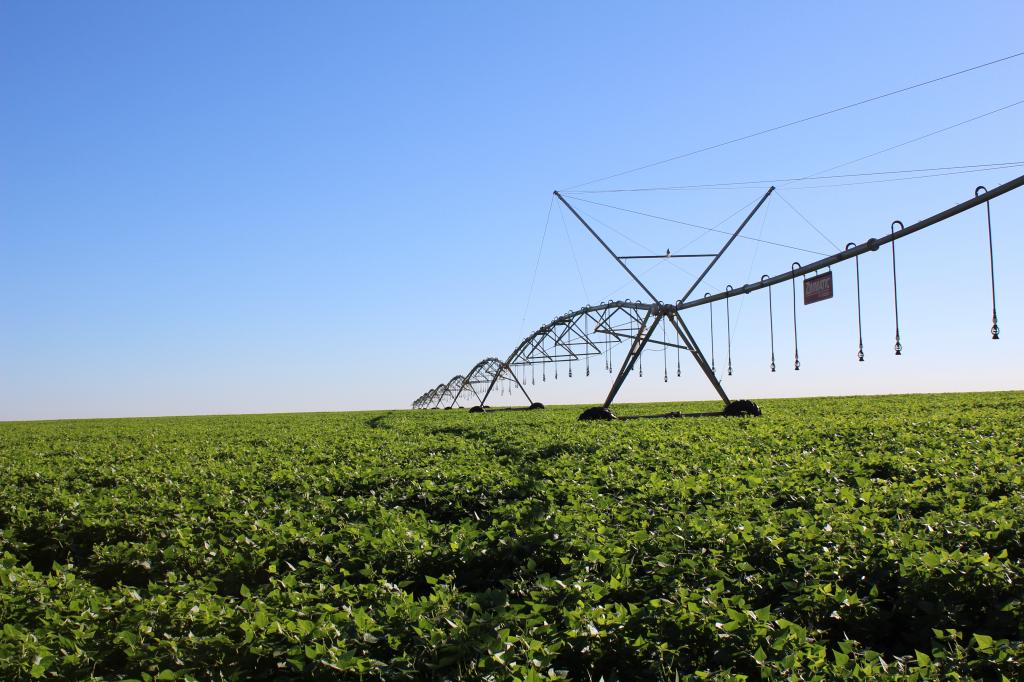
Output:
[
  {"left": 791, "top": 263, "right": 801, "bottom": 371},
  {"left": 890, "top": 221, "right": 904, "bottom": 355},
  {"left": 762, "top": 275, "right": 776, "bottom": 372},
  {"left": 976, "top": 186, "right": 1000, "bottom": 340}
]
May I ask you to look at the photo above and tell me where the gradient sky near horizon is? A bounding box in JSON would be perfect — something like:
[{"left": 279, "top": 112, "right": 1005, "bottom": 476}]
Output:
[{"left": 2, "top": 2, "right": 1024, "bottom": 421}]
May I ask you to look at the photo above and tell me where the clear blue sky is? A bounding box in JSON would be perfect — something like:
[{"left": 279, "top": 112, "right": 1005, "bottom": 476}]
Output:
[{"left": 2, "top": 2, "right": 1023, "bottom": 420}]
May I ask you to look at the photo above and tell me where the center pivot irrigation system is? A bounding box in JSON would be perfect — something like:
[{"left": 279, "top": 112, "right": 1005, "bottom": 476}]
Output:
[{"left": 413, "top": 172, "right": 1021, "bottom": 420}]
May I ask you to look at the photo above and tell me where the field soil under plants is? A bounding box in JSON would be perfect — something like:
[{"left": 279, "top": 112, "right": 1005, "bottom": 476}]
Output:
[{"left": 1, "top": 392, "right": 1023, "bottom": 680}]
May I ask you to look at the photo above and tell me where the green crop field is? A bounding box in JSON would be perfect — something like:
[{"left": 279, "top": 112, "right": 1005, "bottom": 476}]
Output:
[{"left": 1, "top": 393, "right": 1022, "bottom": 680}]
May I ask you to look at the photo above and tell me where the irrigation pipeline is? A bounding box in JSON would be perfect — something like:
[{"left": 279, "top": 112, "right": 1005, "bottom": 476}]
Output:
[
  {"left": 676, "top": 171, "right": 1024, "bottom": 311},
  {"left": 413, "top": 171, "right": 1024, "bottom": 413}
]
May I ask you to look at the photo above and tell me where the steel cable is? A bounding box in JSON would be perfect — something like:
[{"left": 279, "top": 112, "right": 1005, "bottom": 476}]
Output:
[{"left": 564, "top": 51, "right": 1024, "bottom": 190}]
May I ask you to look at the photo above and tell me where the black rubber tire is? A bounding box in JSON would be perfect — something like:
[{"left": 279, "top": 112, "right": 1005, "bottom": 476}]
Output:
[
  {"left": 529, "top": 402, "right": 545, "bottom": 410},
  {"left": 578, "top": 406, "right": 616, "bottom": 421},
  {"left": 468, "top": 405, "right": 485, "bottom": 413},
  {"left": 723, "top": 399, "right": 761, "bottom": 417}
]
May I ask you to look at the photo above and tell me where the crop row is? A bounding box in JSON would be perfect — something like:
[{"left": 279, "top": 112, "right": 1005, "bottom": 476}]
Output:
[{"left": 1, "top": 392, "right": 1022, "bottom": 679}]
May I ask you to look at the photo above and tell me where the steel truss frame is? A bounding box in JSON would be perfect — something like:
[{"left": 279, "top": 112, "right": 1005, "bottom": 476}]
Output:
[
  {"left": 412, "top": 172, "right": 1024, "bottom": 419},
  {"left": 413, "top": 357, "right": 533, "bottom": 410}
]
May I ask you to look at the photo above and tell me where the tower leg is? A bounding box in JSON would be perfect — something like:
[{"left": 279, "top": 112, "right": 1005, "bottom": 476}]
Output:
[
  {"left": 579, "top": 311, "right": 661, "bottom": 421},
  {"left": 504, "top": 363, "right": 534, "bottom": 405},
  {"left": 603, "top": 311, "right": 659, "bottom": 408},
  {"left": 479, "top": 362, "right": 532, "bottom": 408},
  {"left": 666, "top": 312, "right": 730, "bottom": 406}
]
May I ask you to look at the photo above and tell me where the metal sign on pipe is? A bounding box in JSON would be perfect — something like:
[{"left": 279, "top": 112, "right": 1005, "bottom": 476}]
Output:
[{"left": 803, "top": 272, "right": 833, "bottom": 304}]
